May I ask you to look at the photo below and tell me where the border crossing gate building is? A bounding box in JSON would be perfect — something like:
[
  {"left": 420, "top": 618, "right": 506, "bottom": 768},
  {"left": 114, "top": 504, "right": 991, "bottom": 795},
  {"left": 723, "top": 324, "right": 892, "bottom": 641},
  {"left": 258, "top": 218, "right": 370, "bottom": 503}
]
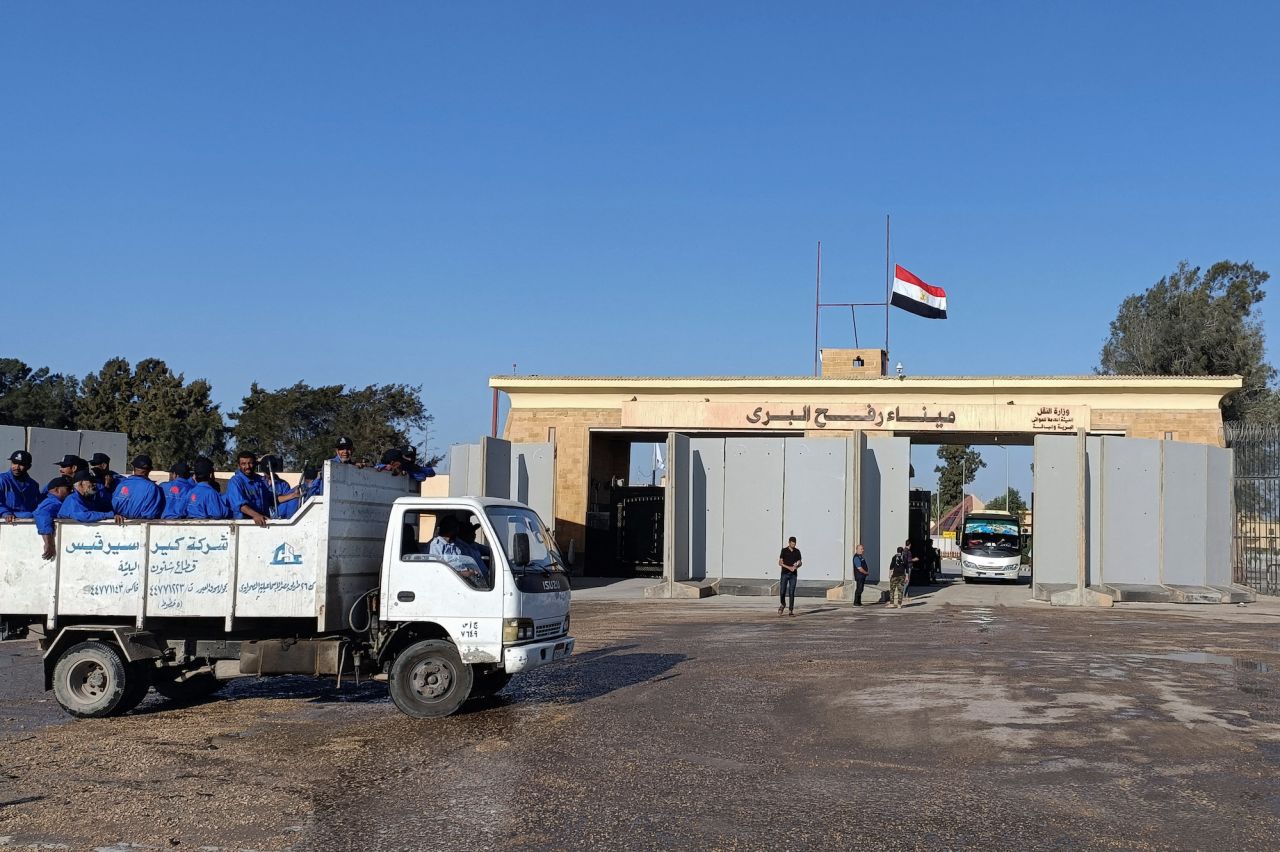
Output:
[{"left": 463, "top": 349, "right": 1249, "bottom": 605}]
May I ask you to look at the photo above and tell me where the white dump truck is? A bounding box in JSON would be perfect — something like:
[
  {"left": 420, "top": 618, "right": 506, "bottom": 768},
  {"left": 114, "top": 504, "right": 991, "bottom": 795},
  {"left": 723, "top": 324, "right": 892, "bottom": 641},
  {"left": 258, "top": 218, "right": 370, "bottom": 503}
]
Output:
[{"left": 0, "top": 461, "right": 574, "bottom": 719}]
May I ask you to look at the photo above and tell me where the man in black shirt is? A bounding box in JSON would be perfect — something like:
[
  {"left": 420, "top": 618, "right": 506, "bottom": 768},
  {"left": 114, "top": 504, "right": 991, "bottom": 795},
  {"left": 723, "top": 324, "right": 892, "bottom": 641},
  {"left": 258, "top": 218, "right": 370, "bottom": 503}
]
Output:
[
  {"left": 777, "top": 536, "right": 802, "bottom": 616},
  {"left": 852, "top": 543, "right": 870, "bottom": 606}
]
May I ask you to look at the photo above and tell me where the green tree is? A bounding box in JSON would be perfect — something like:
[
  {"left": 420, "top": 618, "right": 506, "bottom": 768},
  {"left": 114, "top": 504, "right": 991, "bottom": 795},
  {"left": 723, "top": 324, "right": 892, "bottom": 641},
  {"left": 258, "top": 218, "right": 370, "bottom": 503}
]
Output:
[
  {"left": 935, "top": 445, "right": 984, "bottom": 512},
  {"left": 0, "top": 358, "right": 78, "bottom": 429},
  {"left": 230, "top": 381, "right": 433, "bottom": 470},
  {"left": 1098, "top": 260, "right": 1276, "bottom": 422},
  {"left": 77, "top": 357, "right": 226, "bottom": 468},
  {"left": 984, "top": 487, "right": 1027, "bottom": 515}
]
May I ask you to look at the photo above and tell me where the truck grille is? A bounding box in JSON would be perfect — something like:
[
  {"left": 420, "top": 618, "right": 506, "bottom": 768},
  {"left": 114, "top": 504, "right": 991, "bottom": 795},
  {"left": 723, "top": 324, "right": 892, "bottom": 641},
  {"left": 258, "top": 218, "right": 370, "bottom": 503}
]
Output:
[{"left": 534, "top": 620, "right": 564, "bottom": 640}]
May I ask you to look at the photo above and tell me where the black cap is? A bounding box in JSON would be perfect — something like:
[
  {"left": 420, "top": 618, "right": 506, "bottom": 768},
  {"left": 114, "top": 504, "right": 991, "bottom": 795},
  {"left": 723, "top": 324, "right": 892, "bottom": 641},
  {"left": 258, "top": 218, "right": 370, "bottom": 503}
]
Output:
[
  {"left": 335, "top": 436, "right": 354, "bottom": 449},
  {"left": 72, "top": 470, "right": 95, "bottom": 484},
  {"left": 55, "top": 454, "right": 84, "bottom": 468},
  {"left": 380, "top": 448, "right": 404, "bottom": 465},
  {"left": 170, "top": 462, "right": 191, "bottom": 477},
  {"left": 258, "top": 455, "right": 283, "bottom": 472},
  {"left": 131, "top": 455, "right": 153, "bottom": 470},
  {"left": 193, "top": 458, "right": 215, "bottom": 477},
  {"left": 45, "top": 476, "right": 71, "bottom": 491},
  {"left": 8, "top": 450, "right": 32, "bottom": 465},
  {"left": 401, "top": 446, "right": 418, "bottom": 462},
  {"left": 89, "top": 452, "right": 111, "bottom": 466},
  {"left": 303, "top": 465, "right": 319, "bottom": 480}
]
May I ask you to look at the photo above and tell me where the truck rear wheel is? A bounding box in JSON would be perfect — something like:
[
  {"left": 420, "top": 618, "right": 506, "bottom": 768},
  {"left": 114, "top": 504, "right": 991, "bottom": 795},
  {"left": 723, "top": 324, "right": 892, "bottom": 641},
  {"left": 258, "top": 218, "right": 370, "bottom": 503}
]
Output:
[
  {"left": 52, "top": 641, "right": 144, "bottom": 718},
  {"left": 389, "top": 640, "right": 473, "bottom": 719}
]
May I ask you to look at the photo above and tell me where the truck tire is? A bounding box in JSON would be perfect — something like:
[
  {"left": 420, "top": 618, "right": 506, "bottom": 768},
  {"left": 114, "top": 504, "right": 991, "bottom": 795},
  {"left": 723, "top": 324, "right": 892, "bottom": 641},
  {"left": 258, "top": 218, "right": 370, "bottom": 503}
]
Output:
[
  {"left": 116, "top": 662, "right": 154, "bottom": 715},
  {"left": 153, "top": 671, "right": 222, "bottom": 703},
  {"left": 469, "top": 671, "right": 512, "bottom": 701},
  {"left": 51, "top": 641, "right": 143, "bottom": 718},
  {"left": 389, "top": 640, "right": 474, "bottom": 719}
]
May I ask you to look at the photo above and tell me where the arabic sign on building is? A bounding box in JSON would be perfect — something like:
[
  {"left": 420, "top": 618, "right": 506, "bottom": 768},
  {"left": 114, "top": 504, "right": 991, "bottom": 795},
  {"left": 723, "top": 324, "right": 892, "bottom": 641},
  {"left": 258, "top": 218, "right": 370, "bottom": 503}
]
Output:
[{"left": 620, "top": 401, "right": 1089, "bottom": 433}]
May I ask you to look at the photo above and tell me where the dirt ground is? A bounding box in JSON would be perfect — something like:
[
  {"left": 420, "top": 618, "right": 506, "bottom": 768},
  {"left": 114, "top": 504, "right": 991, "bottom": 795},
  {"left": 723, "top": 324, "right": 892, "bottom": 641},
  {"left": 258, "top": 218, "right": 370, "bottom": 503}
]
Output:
[{"left": 2, "top": 595, "right": 1279, "bottom": 850}]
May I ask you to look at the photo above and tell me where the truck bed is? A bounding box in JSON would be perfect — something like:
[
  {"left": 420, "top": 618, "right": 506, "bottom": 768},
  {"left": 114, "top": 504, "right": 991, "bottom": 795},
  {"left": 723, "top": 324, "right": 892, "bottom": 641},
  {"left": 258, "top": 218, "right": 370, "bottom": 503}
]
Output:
[{"left": 0, "top": 462, "right": 414, "bottom": 633}]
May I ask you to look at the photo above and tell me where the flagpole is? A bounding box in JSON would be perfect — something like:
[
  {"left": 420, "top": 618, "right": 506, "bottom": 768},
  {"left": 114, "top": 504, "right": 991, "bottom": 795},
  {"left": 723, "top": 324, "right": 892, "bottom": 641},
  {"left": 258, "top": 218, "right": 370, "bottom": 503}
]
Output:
[
  {"left": 884, "top": 214, "right": 891, "bottom": 360},
  {"left": 813, "top": 241, "right": 822, "bottom": 377}
]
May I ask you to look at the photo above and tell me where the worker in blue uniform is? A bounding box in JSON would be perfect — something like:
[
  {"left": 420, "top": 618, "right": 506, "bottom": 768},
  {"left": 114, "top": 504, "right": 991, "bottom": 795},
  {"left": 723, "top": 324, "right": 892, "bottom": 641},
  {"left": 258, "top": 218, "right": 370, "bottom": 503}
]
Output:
[
  {"left": 112, "top": 455, "right": 165, "bottom": 519},
  {"left": 54, "top": 454, "right": 88, "bottom": 480},
  {"left": 311, "top": 436, "right": 362, "bottom": 498},
  {"left": 160, "top": 462, "right": 194, "bottom": 519},
  {"left": 35, "top": 476, "right": 72, "bottom": 560},
  {"left": 88, "top": 453, "right": 121, "bottom": 493},
  {"left": 400, "top": 446, "right": 436, "bottom": 482},
  {"left": 226, "top": 450, "right": 273, "bottom": 526},
  {"left": 1, "top": 450, "right": 41, "bottom": 522},
  {"left": 185, "top": 458, "right": 231, "bottom": 520},
  {"left": 302, "top": 465, "right": 323, "bottom": 499},
  {"left": 259, "top": 455, "right": 301, "bottom": 520},
  {"left": 59, "top": 470, "right": 117, "bottom": 523}
]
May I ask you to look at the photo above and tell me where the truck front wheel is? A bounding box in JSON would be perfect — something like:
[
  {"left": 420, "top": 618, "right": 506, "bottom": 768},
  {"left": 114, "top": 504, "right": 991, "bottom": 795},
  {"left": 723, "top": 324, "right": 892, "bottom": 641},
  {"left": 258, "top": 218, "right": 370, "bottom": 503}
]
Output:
[
  {"left": 389, "top": 640, "right": 474, "bottom": 719},
  {"left": 51, "top": 641, "right": 144, "bottom": 718}
]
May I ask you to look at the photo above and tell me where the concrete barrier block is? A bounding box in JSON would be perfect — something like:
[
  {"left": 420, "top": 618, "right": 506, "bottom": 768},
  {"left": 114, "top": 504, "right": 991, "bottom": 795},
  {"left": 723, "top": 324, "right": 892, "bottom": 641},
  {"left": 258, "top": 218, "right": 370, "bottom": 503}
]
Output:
[
  {"left": 1095, "top": 583, "right": 1175, "bottom": 603},
  {"left": 1048, "top": 586, "right": 1115, "bottom": 607}
]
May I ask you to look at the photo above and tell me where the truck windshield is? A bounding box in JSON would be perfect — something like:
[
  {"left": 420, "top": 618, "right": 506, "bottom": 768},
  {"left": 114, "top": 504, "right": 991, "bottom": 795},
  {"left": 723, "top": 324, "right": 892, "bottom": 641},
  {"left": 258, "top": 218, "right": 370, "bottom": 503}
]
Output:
[
  {"left": 485, "top": 507, "right": 566, "bottom": 573},
  {"left": 961, "top": 519, "right": 1021, "bottom": 556}
]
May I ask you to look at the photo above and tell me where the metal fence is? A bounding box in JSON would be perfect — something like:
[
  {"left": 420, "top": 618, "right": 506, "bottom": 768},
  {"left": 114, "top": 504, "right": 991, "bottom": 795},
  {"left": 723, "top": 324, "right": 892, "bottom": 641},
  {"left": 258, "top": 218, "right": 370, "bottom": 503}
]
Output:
[{"left": 1225, "top": 422, "right": 1280, "bottom": 595}]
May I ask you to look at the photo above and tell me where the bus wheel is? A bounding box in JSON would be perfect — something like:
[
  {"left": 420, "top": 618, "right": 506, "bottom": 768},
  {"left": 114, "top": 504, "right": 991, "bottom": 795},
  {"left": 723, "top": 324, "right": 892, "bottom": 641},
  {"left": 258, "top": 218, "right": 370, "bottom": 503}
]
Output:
[
  {"left": 52, "top": 641, "right": 140, "bottom": 718},
  {"left": 389, "top": 640, "right": 473, "bottom": 719}
]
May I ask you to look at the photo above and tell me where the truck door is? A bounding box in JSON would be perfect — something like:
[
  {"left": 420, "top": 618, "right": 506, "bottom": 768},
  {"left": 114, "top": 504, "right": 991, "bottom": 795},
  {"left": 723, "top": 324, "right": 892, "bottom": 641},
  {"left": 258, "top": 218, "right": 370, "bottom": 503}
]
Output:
[{"left": 383, "top": 506, "right": 505, "bottom": 665}]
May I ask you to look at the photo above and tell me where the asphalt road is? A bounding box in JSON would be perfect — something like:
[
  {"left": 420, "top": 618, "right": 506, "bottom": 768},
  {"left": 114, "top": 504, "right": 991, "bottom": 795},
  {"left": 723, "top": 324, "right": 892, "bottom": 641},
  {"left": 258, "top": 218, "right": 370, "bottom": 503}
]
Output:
[{"left": 2, "top": 597, "right": 1279, "bottom": 850}]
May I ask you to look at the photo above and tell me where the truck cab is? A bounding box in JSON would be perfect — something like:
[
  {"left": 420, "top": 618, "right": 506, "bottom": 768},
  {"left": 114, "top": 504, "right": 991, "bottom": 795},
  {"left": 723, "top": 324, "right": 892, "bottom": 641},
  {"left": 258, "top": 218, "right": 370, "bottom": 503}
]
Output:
[{"left": 376, "top": 497, "right": 573, "bottom": 716}]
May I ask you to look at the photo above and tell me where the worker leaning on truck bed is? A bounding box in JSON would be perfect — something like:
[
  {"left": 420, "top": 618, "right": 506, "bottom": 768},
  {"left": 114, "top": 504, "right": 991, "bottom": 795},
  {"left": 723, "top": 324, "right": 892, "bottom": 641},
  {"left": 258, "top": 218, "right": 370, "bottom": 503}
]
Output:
[
  {"left": 0, "top": 450, "right": 40, "bottom": 522},
  {"left": 35, "top": 476, "right": 72, "bottom": 560},
  {"left": 58, "top": 470, "right": 116, "bottom": 523}
]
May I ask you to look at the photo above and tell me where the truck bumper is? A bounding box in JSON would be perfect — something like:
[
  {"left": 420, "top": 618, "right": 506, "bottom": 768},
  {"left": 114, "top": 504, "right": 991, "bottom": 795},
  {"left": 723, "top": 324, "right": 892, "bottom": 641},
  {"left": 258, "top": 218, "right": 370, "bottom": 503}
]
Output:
[{"left": 504, "top": 635, "right": 575, "bottom": 673}]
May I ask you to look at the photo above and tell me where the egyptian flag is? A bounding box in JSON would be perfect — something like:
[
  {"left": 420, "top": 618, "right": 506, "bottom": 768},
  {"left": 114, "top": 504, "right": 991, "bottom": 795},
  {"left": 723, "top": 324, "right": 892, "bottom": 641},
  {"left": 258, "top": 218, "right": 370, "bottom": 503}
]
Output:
[{"left": 891, "top": 265, "right": 948, "bottom": 319}]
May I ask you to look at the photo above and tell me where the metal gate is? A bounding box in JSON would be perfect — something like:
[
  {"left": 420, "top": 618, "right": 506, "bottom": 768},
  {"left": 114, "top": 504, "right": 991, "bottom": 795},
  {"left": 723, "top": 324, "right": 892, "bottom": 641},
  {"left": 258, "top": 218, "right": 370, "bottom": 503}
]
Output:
[{"left": 1225, "top": 422, "right": 1280, "bottom": 595}]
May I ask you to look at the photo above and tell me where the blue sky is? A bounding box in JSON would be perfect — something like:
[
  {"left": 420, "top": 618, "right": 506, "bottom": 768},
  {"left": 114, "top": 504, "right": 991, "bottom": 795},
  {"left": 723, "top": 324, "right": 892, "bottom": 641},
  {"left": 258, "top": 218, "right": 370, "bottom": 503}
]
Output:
[{"left": 3, "top": 2, "right": 1278, "bottom": 502}]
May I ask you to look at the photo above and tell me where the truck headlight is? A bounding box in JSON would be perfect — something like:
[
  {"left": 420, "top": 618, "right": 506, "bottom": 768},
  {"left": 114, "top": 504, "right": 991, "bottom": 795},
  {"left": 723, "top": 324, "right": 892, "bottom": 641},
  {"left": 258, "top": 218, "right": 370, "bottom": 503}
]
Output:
[{"left": 503, "top": 618, "right": 534, "bottom": 643}]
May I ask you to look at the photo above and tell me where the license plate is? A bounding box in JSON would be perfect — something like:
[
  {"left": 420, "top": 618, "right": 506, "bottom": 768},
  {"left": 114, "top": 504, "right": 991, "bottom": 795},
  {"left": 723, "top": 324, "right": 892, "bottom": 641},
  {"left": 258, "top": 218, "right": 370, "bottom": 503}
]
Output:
[{"left": 553, "top": 642, "right": 568, "bottom": 659}]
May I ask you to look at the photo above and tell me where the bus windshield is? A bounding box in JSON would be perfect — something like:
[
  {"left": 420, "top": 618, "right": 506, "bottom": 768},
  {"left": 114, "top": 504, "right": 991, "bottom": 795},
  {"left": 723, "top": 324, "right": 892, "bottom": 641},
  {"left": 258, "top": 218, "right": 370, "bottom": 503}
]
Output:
[{"left": 961, "top": 519, "right": 1021, "bottom": 556}]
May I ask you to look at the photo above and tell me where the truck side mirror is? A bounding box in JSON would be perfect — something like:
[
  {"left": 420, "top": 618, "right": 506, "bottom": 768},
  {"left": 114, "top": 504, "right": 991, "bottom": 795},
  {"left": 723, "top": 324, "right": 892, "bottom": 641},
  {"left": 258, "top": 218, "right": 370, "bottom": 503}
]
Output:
[{"left": 512, "top": 532, "right": 530, "bottom": 567}]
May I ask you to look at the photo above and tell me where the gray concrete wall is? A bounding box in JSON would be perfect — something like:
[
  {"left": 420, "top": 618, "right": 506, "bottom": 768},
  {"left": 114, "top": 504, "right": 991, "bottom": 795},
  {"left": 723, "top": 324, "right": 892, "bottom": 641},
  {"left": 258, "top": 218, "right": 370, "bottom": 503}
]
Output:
[
  {"left": 510, "top": 442, "right": 555, "bottom": 531},
  {"left": 77, "top": 430, "right": 128, "bottom": 471},
  {"left": 1205, "top": 446, "right": 1233, "bottom": 587},
  {"left": 721, "top": 437, "right": 785, "bottom": 579},
  {"left": 481, "top": 437, "right": 512, "bottom": 500},
  {"left": 26, "top": 428, "right": 80, "bottom": 474},
  {"left": 664, "top": 433, "right": 693, "bottom": 582},
  {"left": 1035, "top": 435, "right": 1238, "bottom": 595},
  {"left": 0, "top": 426, "right": 26, "bottom": 458},
  {"left": 782, "top": 438, "right": 847, "bottom": 582},
  {"left": 1100, "top": 438, "right": 1162, "bottom": 586},
  {"left": 861, "top": 436, "right": 909, "bottom": 584},
  {"left": 689, "top": 437, "right": 726, "bottom": 581},
  {"left": 1032, "top": 435, "right": 1083, "bottom": 587},
  {"left": 1161, "top": 440, "right": 1208, "bottom": 586}
]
